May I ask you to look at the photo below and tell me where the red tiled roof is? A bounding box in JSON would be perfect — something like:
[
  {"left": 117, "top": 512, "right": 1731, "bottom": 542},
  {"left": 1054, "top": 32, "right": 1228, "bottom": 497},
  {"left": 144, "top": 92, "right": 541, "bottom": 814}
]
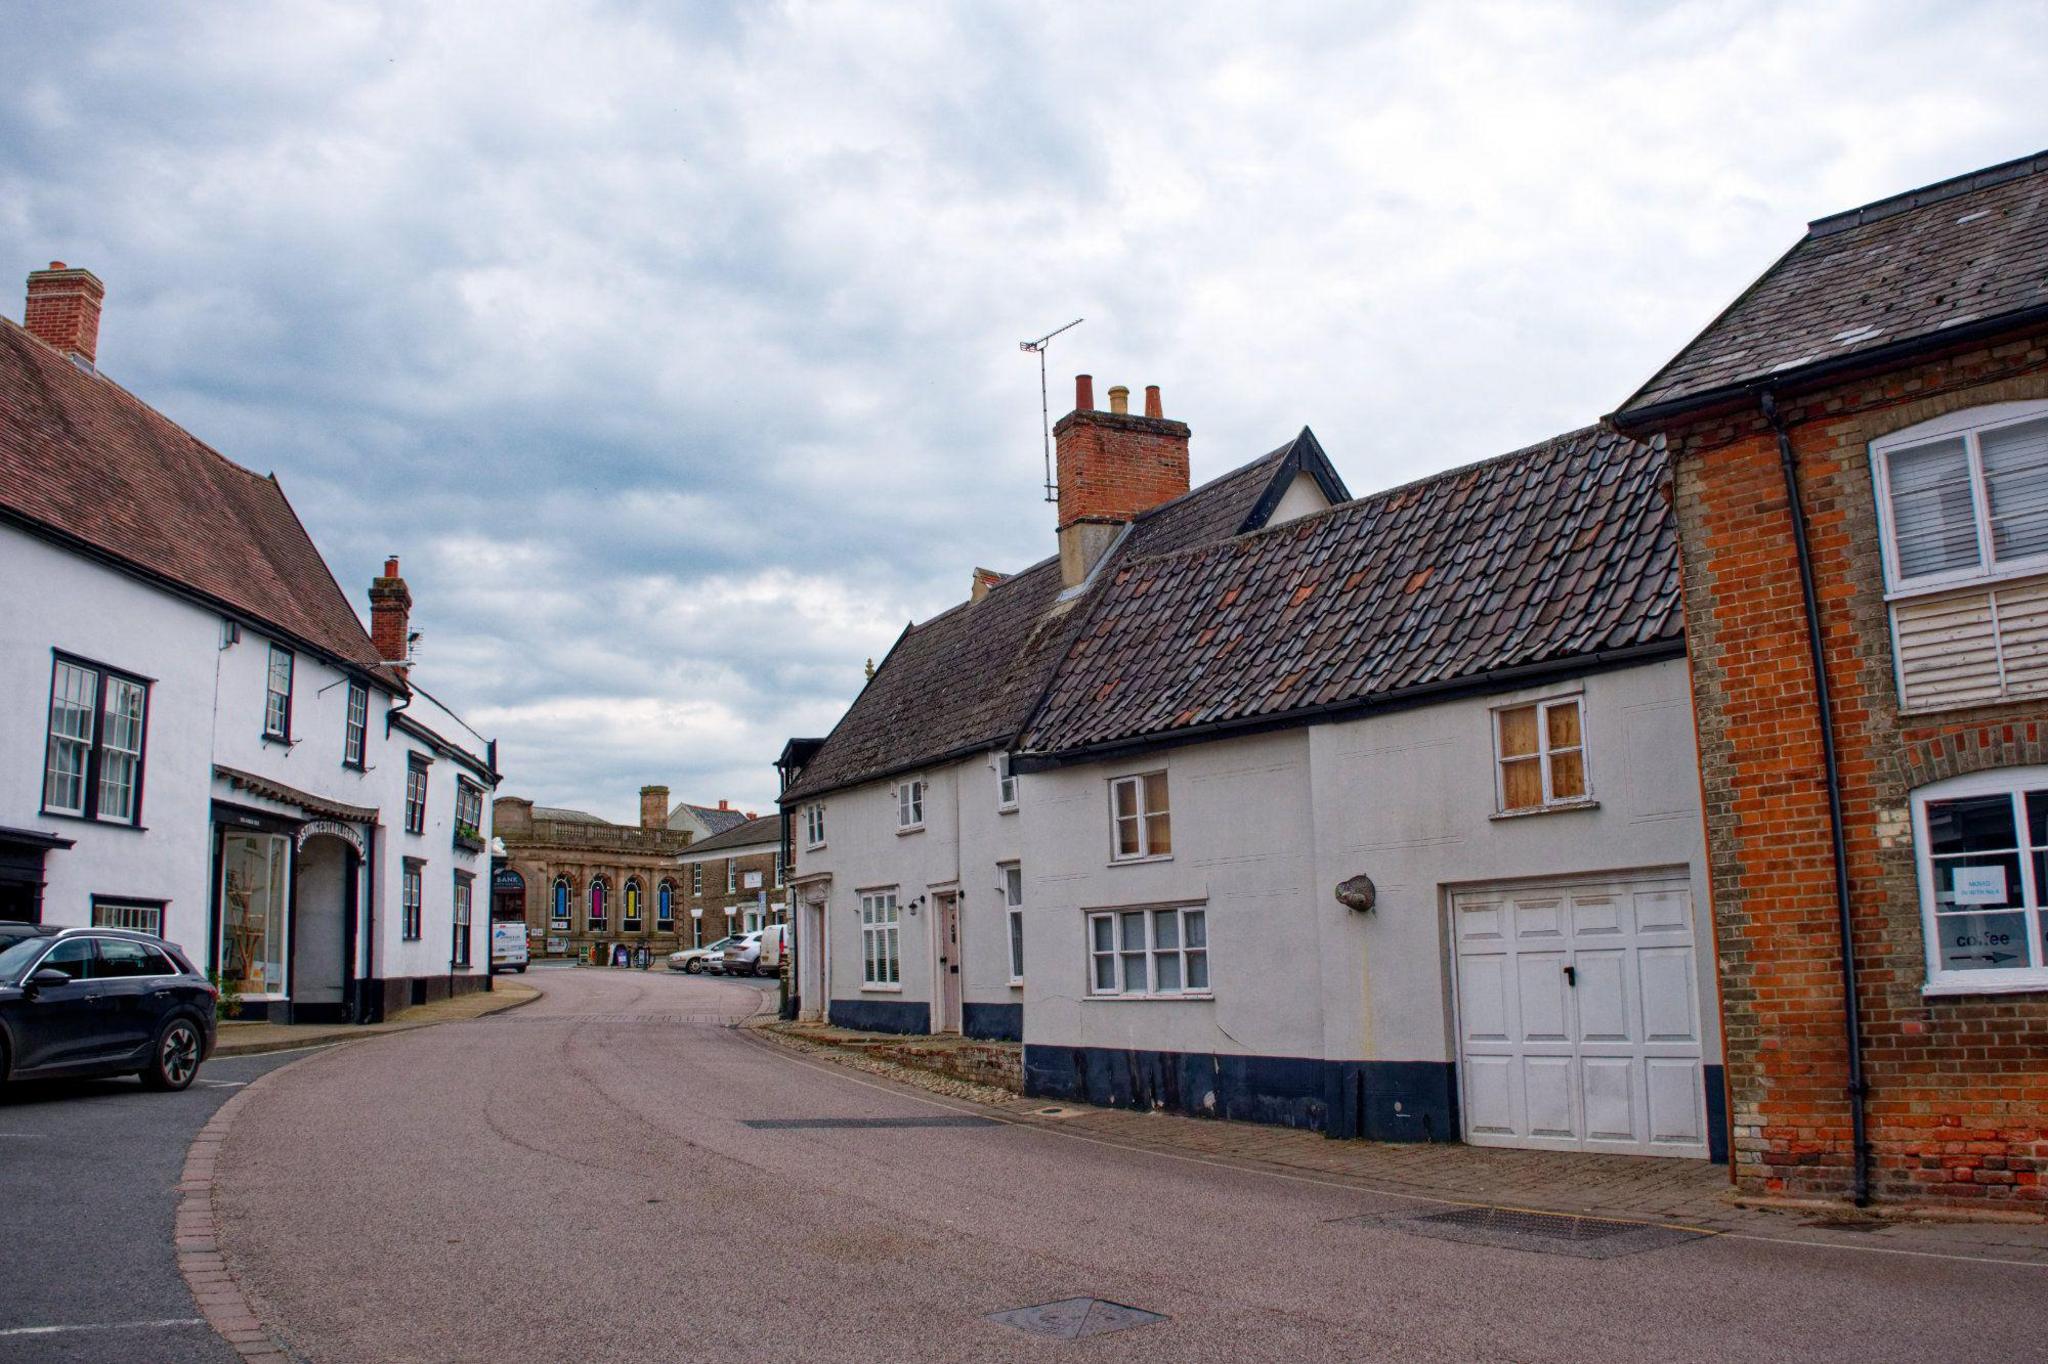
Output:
[{"left": 0, "top": 317, "right": 398, "bottom": 687}]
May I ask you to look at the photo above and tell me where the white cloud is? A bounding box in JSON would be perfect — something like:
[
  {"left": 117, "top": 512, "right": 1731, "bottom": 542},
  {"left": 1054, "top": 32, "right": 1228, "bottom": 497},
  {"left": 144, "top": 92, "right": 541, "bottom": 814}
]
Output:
[{"left": 3, "top": 0, "right": 2042, "bottom": 819}]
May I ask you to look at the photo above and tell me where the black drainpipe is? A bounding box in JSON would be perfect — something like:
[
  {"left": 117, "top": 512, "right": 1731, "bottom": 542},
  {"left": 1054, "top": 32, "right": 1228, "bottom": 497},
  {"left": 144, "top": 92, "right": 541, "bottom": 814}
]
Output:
[{"left": 1761, "top": 389, "right": 1872, "bottom": 1206}]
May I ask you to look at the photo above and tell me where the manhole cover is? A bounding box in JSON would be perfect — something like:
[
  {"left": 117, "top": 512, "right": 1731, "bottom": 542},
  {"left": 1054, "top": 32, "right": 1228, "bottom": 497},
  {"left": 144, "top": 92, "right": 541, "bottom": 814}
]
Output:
[
  {"left": 986, "top": 1298, "right": 1166, "bottom": 1339},
  {"left": 741, "top": 1115, "right": 998, "bottom": 1130},
  {"left": 1340, "top": 1206, "right": 1711, "bottom": 1259}
]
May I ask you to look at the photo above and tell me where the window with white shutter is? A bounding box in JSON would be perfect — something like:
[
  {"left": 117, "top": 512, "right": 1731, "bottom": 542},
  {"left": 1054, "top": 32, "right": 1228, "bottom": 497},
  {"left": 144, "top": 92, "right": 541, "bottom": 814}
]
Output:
[{"left": 1874, "top": 403, "right": 2048, "bottom": 712}]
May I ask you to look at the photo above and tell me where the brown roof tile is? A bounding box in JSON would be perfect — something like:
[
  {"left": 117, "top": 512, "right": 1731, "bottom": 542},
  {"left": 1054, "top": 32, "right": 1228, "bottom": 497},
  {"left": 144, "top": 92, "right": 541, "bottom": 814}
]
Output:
[{"left": 0, "top": 318, "right": 396, "bottom": 685}]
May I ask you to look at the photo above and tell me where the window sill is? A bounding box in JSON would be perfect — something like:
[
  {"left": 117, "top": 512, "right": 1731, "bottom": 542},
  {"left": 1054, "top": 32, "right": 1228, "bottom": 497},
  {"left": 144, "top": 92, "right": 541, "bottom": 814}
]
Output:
[
  {"left": 997, "top": 804, "right": 1018, "bottom": 816},
  {"left": 896, "top": 825, "right": 925, "bottom": 837},
  {"left": 1491, "top": 798, "right": 1600, "bottom": 821},
  {"left": 806, "top": 842, "right": 827, "bottom": 853},
  {"left": 1108, "top": 854, "right": 1173, "bottom": 867},
  {"left": 260, "top": 732, "right": 295, "bottom": 748},
  {"left": 1008, "top": 979, "right": 1024, "bottom": 989},
  {"left": 1922, "top": 976, "right": 2048, "bottom": 998},
  {"left": 38, "top": 809, "right": 147, "bottom": 833},
  {"left": 859, "top": 983, "right": 904, "bottom": 993},
  {"left": 452, "top": 833, "right": 485, "bottom": 855},
  {"left": 1086, "top": 992, "right": 1213, "bottom": 1002}
]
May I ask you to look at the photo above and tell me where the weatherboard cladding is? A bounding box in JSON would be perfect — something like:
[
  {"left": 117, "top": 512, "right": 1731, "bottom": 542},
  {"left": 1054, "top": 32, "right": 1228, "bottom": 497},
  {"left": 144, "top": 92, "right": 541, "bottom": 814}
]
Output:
[
  {"left": 1021, "top": 425, "right": 1681, "bottom": 755},
  {"left": 0, "top": 317, "right": 398, "bottom": 685},
  {"left": 780, "top": 444, "right": 1298, "bottom": 803},
  {"left": 1618, "top": 151, "right": 2048, "bottom": 417}
]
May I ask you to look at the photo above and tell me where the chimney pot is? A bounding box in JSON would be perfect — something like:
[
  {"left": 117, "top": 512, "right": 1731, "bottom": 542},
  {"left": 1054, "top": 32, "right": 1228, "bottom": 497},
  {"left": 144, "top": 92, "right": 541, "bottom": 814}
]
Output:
[
  {"left": 1074, "top": 374, "right": 1094, "bottom": 410},
  {"left": 384, "top": 555, "right": 400, "bottom": 576},
  {"left": 1145, "top": 385, "right": 1162, "bottom": 419},
  {"left": 24, "top": 262, "right": 106, "bottom": 367},
  {"left": 1108, "top": 385, "right": 1129, "bottom": 415},
  {"left": 718, "top": 799, "right": 729, "bottom": 810}
]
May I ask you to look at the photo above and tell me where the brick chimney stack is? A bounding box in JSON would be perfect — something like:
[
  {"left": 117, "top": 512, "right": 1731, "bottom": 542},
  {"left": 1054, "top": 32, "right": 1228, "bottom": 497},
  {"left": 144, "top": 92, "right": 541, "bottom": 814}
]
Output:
[
  {"left": 1053, "top": 373, "right": 1191, "bottom": 587},
  {"left": 24, "top": 262, "right": 105, "bottom": 367},
  {"left": 369, "top": 555, "right": 413, "bottom": 677},
  {"left": 640, "top": 785, "right": 669, "bottom": 830}
]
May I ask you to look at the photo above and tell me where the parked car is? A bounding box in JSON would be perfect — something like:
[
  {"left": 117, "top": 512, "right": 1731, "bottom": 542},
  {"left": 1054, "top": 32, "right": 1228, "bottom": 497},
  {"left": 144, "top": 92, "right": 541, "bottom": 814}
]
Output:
[
  {"left": 667, "top": 936, "right": 736, "bottom": 974},
  {"left": 721, "top": 930, "right": 764, "bottom": 976},
  {"left": 490, "top": 920, "right": 530, "bottom": 974},
  {"left": 0, "top": 925, "right": 218, "bottom": 1092}
]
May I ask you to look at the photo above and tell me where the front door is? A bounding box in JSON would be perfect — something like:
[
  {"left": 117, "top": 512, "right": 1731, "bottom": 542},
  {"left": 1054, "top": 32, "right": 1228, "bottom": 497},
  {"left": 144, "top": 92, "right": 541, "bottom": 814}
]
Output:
[
  {"left": 935, "top": 893, "right": 962, "bottom": 1035},
  {"left": 1452, "top": 874, "right": 1707, "bottom": 1158}
]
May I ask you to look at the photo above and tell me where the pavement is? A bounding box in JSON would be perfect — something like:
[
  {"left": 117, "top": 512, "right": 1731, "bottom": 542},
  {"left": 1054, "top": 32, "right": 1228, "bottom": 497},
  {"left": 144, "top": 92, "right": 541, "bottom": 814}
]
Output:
[
  {"left": 203, "top": 967, "right": 2048, "bottom": 1364},
  {"left": 212, "top": 976, "right": 541, "bottom": 1056},
  {"left": 0, "top": 1049, "right": 309, "bottom": 1364}
]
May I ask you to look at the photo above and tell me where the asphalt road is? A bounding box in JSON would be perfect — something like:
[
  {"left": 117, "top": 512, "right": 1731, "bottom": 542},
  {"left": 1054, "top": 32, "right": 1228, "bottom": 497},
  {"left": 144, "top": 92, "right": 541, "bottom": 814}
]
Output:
[
  {"left": 206, "top": 969, "right": 2042, "bottom": 1364},
  {"left": 0, "top": 1047, "right": 309, "bottom": 1364}
]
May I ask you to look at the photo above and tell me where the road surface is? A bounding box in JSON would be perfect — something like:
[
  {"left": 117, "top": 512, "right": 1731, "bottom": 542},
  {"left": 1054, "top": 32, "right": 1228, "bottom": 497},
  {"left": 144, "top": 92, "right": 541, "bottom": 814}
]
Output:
[{"left": 210, "top": 968, "right": 2042, "bottom": 1363}]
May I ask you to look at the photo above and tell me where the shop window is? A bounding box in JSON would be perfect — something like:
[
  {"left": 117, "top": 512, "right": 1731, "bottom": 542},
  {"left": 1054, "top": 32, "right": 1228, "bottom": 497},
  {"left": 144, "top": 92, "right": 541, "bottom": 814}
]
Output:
[
  {"left": 1912, "top": 766, "right": 2048, "bottom": 993},
  {"left": 220, "top": 831, "right": 290, "bottom": 998}
]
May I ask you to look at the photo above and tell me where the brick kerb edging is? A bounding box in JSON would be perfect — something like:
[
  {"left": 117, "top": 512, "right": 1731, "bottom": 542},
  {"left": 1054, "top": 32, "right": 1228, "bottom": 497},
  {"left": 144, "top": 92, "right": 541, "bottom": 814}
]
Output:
[
  {"left": 175, "top": 981, "right": 547, "bottom": 1361},
  {"left": 177, "top": 1083, "right": 294, "bottom": 1363}
]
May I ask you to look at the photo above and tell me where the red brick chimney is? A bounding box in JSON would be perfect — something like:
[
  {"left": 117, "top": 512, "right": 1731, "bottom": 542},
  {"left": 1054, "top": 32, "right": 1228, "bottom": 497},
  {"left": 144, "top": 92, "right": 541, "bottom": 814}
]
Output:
[
  {"left": 24, "top": 262, "right": 105, "bottom": 367},
  {"left": 640, "top": 785, "right": 670, "bottom": 830},
  {"left": 1053, "top": 374, "right": 1190, "bottom": 587},
  {"left": 368, "top": 555, "right": 413, "bottom": 677}
]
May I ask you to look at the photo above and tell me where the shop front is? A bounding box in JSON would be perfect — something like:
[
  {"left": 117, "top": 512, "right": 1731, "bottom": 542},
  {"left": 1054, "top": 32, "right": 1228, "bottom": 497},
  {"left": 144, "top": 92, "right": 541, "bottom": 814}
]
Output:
[{"left": 210, "top": 767, "right": 379, "bottom": 1024}]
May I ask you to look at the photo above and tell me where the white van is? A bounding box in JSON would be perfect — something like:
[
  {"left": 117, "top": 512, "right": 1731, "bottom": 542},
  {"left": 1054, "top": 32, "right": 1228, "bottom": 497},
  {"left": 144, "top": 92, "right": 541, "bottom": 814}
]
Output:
[{"left": 490, "top": 920, "right": 530, "bottom": 974}]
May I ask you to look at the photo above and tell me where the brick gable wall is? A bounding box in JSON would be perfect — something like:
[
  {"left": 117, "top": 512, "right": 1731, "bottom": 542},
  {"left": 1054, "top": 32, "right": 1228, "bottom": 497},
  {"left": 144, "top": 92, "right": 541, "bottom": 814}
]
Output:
[{"left": 1664, "top": 327, "right": 2048, "bottom": 1207}]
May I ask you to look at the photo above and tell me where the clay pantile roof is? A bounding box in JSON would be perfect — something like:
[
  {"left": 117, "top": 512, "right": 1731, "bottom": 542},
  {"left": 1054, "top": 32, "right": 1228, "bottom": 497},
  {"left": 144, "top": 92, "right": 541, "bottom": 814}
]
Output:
[
  {"left": 780, "top": 436, "right": 1344, "bottom": 803},
  {"left": 0, "top": 317, "right": 397, "bottom": 685},
  {"left": 681, "top": 813, "right": 782, "bottom": 855},
  {"left": 1615, "top": 150, "right": 2048, "bottom": 423},
  {"left": 1020, "top": 425, "right": 1682, "bottom": 758}
]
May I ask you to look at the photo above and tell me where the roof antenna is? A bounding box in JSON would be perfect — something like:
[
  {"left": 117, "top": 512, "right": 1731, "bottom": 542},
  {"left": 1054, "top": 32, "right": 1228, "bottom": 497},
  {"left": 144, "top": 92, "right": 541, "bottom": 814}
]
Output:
[{"left": 1020, "top": 318, "right": 1083, "bottom": 503}]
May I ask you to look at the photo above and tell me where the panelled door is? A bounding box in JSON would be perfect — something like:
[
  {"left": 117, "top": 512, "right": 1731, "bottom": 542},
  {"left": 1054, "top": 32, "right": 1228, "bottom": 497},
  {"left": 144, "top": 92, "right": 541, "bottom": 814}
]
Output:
[{"left": 1452, "top": 874, "right": 1707, "bottom": 1158}]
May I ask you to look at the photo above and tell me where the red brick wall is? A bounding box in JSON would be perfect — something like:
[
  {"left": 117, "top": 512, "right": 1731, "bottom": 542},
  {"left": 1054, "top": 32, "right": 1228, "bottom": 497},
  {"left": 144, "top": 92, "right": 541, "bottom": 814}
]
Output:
[
  {"left": 23, "top": 264, "right": 103, "bottom": 364},
  {"left": 1662, "top": 328, "right": 2048, "bottom": 1206},
  {"left": 1052, "top": 408, "right": 1190, "bottom": 529}
]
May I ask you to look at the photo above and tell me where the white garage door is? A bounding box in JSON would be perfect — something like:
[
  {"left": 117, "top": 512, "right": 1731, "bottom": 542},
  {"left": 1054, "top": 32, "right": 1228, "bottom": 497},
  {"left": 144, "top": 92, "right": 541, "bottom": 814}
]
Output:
[{"left": 1452, "top": 874, "right": 1707, "bottom": 1158}]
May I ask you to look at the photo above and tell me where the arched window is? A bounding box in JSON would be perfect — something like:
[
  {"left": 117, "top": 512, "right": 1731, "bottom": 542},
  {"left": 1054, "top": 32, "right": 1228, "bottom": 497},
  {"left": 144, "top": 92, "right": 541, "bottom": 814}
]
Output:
[
  {"left": 552, "top": 876, "right": 570, "bottom": 926},
  {"left": 622, "top": 877, "right": 642, "bottom": 932},
  {"left": 589, "top": 876, "right": 608, "bottom": 932},
  {"left": 657, "top": 880, "right": 675, "bottom": 930}
]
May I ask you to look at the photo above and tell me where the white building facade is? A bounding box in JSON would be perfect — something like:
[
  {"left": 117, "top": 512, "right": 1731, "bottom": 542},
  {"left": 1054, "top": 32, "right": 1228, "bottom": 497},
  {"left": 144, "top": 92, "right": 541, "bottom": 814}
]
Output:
[{"left": 1, "top": 264, "right": 496, "bottom": 1022}]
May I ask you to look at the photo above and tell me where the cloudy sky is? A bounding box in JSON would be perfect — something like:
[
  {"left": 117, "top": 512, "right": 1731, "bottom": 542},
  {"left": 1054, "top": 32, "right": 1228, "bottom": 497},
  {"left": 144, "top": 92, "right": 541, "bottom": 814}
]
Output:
[{"left": 3, "top": 1, "right": 2042, "bottom": 820}]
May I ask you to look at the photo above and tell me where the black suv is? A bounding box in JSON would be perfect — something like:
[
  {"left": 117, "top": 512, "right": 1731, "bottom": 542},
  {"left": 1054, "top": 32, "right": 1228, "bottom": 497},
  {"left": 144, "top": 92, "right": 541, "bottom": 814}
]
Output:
[{"left": 0, "top": 924, "right": 218, "bottom": 1092}]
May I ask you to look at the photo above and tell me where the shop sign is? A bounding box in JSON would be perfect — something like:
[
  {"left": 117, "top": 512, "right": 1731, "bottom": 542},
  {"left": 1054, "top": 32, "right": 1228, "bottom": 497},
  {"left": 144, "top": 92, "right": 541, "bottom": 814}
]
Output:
[
  {"left": 492, "top": 866, "right": 525, "bottom": 893},
  {"left": 743, "top": 870, "right": 763, "bottom": 889},
  {"left": 296, "top": 820, "right": 365, "bottom": 856},
  {"left": 1953, "top": 865, "right": 2008, "bottom": 904}
]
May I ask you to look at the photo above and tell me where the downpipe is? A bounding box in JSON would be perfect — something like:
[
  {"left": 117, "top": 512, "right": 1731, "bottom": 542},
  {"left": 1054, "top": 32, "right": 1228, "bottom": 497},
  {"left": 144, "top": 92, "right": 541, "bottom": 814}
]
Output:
[{"left": 1762, "top": 390, "right": 1872, "bottom": 1206}]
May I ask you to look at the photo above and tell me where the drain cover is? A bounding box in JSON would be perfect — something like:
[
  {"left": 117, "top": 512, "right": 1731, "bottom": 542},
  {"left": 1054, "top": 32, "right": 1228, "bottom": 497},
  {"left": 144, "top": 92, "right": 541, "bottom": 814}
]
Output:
[
  {"left": 1342, "top": 1206, "right": 1710, "bottom": 1259},
  {"left": 986, "top": 1299, "right": 1166, "bottom": 1339},
  {"left": 741, "top": 1115, "right": 998, "bottom": 1130}
]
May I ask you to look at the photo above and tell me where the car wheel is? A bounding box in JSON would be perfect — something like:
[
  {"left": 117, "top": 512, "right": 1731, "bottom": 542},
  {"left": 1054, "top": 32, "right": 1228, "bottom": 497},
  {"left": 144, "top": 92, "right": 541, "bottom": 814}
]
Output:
[
  {"left": 516, "top": 965, "right": 527, "bottom": 974},
  {"left": 685, "top": 959, "right": 704, "bottom": 974},
  {"left": 141, "top": 1016, "right": 203, "bottom": 1092}
]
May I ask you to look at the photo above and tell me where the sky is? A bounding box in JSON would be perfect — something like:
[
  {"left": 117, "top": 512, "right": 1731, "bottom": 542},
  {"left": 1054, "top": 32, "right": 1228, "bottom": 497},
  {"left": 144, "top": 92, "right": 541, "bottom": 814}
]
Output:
[{"left": 3, "top": 1, "right": 2043, "bottom": 822}]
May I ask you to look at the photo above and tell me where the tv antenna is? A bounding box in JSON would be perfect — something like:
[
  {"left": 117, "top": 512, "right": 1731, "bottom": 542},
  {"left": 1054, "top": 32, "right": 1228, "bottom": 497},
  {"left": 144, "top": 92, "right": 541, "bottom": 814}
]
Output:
[{"left": 1021, "top": 317, "right": 1083, "bottom": 502}]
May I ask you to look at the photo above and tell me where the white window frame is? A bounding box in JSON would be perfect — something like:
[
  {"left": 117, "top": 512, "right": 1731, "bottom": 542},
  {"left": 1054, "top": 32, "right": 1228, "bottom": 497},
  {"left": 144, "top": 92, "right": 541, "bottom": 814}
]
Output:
[
  {"left": 803, "top": 802, "right": 826, "bottom": 849},
  {"left": 401, "top": 860, "right": 423, "bottom": 942},
  {"left": 263, "top": 645, "right": 294, "bottom": 740},
  {"left": 455, "top": 779, "right": 484, "bottom": 838},
  {"left": 896, "top": 779, "right": 925, "bottom": 832},
  {"left": 343, "top": 681, "right": 368, "bottom": 768},
  {"left": 995, "top": 752, "right": 1018, "bottom": 811},
  {"left": 1872, "top": 401, "right": 2048, "bottom": 597},
  {"left": 1000, "top": 863, "right": 1024, "bottom": 985},
  {"left": 725, "top": 860, "right": 738, "bottom": 894},
  {"left": 43, "top": 655, "right": 150, "bottom": 826},
  {"left": 1910, "top": 765, "right": 2048, "bottom": 996},
  {"left": 1491, "top": 693, "right": 1591, "bottom": 815},
  {"left": 1107, "top": 771, "right": 1171, "bottom": 863},
  {"left": 1086, "top": 906, "right": 1209, "bottom": 998},
  {"left": 92, "top": 897, "right": 165, "bottom": 936},
  {"left": 691, "top": 863, "right": 703, "bottom": 895},
  {"left": 860, "top": 890, "right": 902, "bottom": 990}
]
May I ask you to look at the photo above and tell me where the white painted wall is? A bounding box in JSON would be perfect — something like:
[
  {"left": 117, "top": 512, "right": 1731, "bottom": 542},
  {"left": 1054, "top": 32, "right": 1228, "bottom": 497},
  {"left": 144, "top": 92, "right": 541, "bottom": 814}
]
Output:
[
  {"left": 799, "top": 748, "right": 1024, "bottom": 1021},
  {"left": 1021, "top": 658, "right": 1715, "bottom": 1068},
  {"left": 0, "top": 525, "right": 218, "bottom": 952}
]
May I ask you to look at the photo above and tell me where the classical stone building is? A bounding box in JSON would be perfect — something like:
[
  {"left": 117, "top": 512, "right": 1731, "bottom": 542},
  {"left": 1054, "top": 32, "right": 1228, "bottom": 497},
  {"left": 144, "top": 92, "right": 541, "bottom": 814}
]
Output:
[{"left": 492, "top": 785, "right": 695, "bottom": 964}]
